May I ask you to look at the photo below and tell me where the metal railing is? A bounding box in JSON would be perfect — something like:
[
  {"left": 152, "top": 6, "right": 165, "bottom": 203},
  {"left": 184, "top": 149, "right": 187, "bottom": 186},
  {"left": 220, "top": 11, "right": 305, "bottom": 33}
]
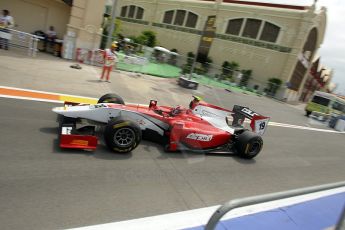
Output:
[
  {"left": 205, "top": 181, "right": 345, "bottom": 230},
  {"left": 0, "top": 28, "right": 40, "bottom": 56}
]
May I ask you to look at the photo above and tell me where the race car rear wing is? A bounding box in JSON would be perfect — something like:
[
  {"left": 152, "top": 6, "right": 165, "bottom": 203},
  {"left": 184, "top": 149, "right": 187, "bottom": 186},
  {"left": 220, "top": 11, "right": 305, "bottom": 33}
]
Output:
[{"left": 231, "top": 105, "right": 270, "bottom": 135}]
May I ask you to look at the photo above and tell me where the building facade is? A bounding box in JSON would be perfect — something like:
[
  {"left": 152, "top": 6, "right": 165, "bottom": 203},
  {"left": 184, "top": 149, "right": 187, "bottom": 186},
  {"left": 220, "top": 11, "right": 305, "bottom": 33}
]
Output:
[
  {"left": 0, "top": 0, "right": 328, "bottom": 101},
  {"left": 116, "top": 0, "right": 327, "bottom": 101},
  {"left": 0, "top": 0, "right": 71, "bottom": 38},
  {"left": 300, "top": 57, "right": 334, "bottom": 102},
  {"left": 0, "top": 0, "right": 106, "bottom": 58}
]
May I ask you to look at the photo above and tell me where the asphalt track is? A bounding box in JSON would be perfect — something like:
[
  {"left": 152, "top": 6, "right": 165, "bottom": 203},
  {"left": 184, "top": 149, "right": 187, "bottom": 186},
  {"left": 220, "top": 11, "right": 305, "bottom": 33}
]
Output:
[{"left": 0, "top": 97, "right": 345, "bottom": 230}]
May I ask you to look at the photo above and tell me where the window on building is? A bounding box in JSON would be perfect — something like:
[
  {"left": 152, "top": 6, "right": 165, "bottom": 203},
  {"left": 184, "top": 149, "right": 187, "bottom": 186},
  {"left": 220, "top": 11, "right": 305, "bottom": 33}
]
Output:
[
  {"left": 163, "top": 10, "right": 174, "bottom": 24},
  {"left": 260, "top": 22, "right": 280, "bottom": 43},
  {"left": 162, "top": 10, "right": 198, "bottom": 28},
  {"left": 120, "top": 5, "right": 145, "bottom": 20},
  {"left": 128, "top": 5, "right": 136, "bottom": 18},
  {"left": 120, "top": 6, "right": 127, "bottom": 17},
  {"left": 185, "top": 12, "right": 198, "bottom": 28},
  {"left": 136, "top": 7, "right": 144, "bottom": 20},
  {"left": 242, "top": 19, "right": 262, "bottom": 39},
  {"left": 226, "top": 18, "right": 243, "bottom": 35},
  {"left": 174, "top": 10, "right": 186, "bottom": 26}
]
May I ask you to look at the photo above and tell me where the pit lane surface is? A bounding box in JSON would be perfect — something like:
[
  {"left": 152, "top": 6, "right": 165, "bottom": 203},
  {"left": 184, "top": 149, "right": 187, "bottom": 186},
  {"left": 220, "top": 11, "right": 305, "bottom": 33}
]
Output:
[{"left": 0, "top": 98, "right": 345, "bottom": 230}]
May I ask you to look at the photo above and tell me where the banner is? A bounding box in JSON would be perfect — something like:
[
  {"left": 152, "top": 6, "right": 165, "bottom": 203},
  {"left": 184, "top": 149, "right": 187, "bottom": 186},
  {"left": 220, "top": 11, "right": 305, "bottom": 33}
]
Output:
[{"left": 197, "top": 15, "right": 216, "bottom": 63}]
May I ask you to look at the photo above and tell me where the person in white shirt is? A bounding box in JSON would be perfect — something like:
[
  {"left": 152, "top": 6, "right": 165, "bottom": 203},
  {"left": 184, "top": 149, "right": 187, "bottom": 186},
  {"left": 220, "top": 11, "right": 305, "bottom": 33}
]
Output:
[
  {"left": 44, "top": 26, "right": 57, "bottom": 52},
  {"left": 0, "top": 9, "right": 15, "bottom": 50},
  {"left": 100, "top": 43, "right": 118, "bottom": 82}
]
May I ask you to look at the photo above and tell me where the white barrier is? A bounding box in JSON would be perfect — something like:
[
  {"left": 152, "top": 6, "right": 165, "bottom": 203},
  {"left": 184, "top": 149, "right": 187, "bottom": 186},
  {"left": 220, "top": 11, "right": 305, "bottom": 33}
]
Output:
[{"left": 0, "top": 28, "right": 39, "bottom": 56}]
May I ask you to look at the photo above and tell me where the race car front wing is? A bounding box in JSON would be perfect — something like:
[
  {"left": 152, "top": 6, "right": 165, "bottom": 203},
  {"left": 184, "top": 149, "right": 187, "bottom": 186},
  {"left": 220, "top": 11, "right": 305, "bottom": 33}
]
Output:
[{"left": 59, "top": 121, "right": 98, "bottom": 150}]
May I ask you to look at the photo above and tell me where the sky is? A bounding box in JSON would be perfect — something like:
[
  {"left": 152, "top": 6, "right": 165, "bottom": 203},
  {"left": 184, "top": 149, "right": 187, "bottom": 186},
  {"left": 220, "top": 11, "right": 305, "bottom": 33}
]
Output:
[{"left": 245, "top": 0, "right": 345, "bottom": 94}]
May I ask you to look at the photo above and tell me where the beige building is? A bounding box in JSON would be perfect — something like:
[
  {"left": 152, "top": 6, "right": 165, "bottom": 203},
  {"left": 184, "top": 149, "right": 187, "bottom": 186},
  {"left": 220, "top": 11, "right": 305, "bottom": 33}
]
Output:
[
  {"left": 0, "top": 0, "right": 71, "bottom": 38},
  {"left": 117, "top": 0, "right": 327, "bottom": 101},
  {"left": 0, "top": 0, "right": 327, "bottom": 101},
  {"left": 0, "top": 0, "right": 106, "bottom": 57}
]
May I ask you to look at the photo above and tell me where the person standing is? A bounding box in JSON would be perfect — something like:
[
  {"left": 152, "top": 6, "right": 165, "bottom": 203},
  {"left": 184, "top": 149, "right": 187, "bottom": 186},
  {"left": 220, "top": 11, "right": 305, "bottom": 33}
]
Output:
[
  {"left": 100, "top": 43, "right": 118, "bottom": 82},
  {"left": 44, "top": 26, "right": 57, "bottom": 52},
  {"left": 0, "top": 10, "right": 15, "bottom": 50}
]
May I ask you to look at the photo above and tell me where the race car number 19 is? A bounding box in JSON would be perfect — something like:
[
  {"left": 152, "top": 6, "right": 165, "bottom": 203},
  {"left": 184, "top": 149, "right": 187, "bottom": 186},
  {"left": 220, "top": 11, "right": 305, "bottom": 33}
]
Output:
[{"left": 255, "top": 118, "right": 269, "bottom": 135}]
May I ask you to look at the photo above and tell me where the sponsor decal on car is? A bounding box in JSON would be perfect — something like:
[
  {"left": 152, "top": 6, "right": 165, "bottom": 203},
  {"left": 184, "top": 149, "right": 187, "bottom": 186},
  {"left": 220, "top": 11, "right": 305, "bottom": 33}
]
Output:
[
  {"left": 187, "top": 133, "right": 213, "bottom": 141},
  {"left": 70, "top": 140, "right": 89, "bottom": 146},
  {"left": 241, "top": 108, "right": 259, "bottom": 117}
]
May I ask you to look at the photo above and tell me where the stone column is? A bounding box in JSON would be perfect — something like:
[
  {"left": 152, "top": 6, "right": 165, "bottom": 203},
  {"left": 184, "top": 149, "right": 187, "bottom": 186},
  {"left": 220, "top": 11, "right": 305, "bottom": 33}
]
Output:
[{"left": 63, "top": 0, "right": 106, "bottom": 59}]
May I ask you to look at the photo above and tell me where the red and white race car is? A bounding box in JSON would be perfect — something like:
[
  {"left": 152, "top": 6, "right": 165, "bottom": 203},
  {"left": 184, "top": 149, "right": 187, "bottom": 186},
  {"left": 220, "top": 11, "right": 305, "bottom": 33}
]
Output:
[{"left": 52, "top": 94, "right": 270, "bottom": 159}]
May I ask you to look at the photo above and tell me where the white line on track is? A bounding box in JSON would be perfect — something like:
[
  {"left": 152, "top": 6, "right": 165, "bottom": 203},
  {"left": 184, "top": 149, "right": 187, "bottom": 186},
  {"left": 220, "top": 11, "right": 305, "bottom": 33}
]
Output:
[{"left": 1, "top": 86, "right": 344, "bottom": 134}]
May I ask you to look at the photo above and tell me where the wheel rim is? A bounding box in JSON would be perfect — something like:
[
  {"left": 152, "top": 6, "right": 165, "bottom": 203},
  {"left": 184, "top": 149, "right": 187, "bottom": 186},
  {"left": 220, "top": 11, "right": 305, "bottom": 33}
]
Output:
[
  {"left": 248, "top": 141, "right": 262, "bottom": 155},
  {"left": 114, "top": 128, "right": 135, "bottom": 147}
]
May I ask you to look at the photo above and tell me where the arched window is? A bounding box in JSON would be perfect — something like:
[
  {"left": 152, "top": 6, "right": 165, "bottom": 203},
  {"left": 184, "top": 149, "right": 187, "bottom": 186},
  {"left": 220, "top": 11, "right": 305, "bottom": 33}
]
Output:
[
  {"left": 260, "top": 22, "right": 280, "bottom": 42},
  {"left": 120, "top": 5, "right": 144, "bottom": 20},
  {"left": 162, "top": 10, "right": 198, "bottom": 28},
  {"left": 120, "top": 6, "right": 127, "bottom": 17},
  {"left": 163, "top": 10, "right": 174, "bottom": 24},
  {"left": 242, "top": 19, "right": 262, "bottom": 39},
  {"left": 186, "top": 12, "right": 198, "bottom": 28},
  {"left": 225, "top": 18, "right": 281, "bottom": 43},
  {"left": 226, "top": 19, "right": 243, "bottom": 35}
]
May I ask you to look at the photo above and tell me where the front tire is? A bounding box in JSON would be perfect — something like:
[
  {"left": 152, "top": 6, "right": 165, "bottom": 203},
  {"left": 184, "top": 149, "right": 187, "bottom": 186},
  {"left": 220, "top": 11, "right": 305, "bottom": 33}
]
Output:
[
  {"left": 98, "top": 93, "right": 125, "bottom": 104},
  {"left": 104, "top": 119, "right": 142, "bottom": 153},
  {"left": 235, "top": 131, "right": 263, "bottom": 159}
]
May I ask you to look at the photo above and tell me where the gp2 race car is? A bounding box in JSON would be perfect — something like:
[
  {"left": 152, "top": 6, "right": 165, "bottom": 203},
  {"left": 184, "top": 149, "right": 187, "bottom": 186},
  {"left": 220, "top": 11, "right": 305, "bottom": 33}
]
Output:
[{"left": 52, "top": 94, "right": 270, "bottom": 159}]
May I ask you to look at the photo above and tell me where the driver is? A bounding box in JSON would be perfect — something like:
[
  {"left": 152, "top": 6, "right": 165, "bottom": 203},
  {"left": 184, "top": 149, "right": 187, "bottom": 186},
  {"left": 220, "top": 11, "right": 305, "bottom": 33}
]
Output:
[{"left": 170, "top": 106, "right": 185, "bottom": 116}]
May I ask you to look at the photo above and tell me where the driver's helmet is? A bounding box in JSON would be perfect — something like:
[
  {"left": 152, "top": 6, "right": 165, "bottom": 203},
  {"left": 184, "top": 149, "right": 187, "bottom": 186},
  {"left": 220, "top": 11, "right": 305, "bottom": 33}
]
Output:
[{"left": 171, "top": 106, "right": 182, "bottom": 116}]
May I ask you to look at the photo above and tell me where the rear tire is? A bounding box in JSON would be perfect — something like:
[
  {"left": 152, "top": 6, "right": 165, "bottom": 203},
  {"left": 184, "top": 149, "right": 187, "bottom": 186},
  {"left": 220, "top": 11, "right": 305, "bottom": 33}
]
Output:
[
  {"left": 235, "top": 131, "right": 263, "bottom": 159},
  {"left": 98, "top": 93, "right": 125, "bottom": 104},
  {"left": 104, "top": 119, "right": 142, "bottom": 153},
  {"left": 305, "top": 111, "right": 311, "bottom": 117}
]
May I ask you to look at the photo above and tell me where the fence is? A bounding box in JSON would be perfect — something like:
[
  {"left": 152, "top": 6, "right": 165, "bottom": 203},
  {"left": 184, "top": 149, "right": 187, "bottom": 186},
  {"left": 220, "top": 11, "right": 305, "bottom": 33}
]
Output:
[
  {"left": 205, "top": 180, "right": 345, "bottom": 230},
  {"left": 0, "top": 28, "right": 40, "bottom": 56},
  {"left": 72, "top": 34, "right": 283, "bottom": 96},
  {"left": 104, "top": 39, "right": 283, "bottom": 96}
]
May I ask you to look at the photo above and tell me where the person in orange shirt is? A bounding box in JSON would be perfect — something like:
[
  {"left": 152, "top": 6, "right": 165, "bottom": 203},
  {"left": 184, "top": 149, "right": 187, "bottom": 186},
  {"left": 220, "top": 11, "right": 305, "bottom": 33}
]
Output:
[{"left": 100, "top": 43, "right": 118, "bottom": 82}]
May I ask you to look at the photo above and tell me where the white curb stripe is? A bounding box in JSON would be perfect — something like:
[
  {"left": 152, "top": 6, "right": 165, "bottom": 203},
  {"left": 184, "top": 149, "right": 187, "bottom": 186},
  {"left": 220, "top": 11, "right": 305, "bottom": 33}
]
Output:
[{"left": 70, "top": 186, "right": 345, "bottom": 230}]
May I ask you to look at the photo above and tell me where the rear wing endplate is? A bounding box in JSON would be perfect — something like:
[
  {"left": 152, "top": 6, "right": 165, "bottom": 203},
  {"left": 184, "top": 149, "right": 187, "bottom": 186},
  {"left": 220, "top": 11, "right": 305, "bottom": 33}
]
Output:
[{"left": 232, "top": 105, "right": 270, "bottom": 135}]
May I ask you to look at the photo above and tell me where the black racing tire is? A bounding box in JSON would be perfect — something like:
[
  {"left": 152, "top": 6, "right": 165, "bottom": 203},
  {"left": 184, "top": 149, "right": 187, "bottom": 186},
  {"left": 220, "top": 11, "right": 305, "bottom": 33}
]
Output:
[
  {"left": 305, "top": 110, "right": 311, "bottom": 117},
  {"left": 104, "top": 119, "right": 142, "bottom": 153},
  {"left": 98, "top": 93, "right": 125, "bottom": 104},
  {"left": 235, "top": 131, "right": 263, "bottom": 159}
]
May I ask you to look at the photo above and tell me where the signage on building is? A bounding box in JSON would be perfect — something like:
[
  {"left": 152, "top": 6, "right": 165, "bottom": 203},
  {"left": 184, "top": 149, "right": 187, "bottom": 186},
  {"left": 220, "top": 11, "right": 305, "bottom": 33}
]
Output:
[
  {"left": 197, "top": 15, "right": 216, "bottom": 63},
  {"left": 298, "top": 52, "right": 310, "bottom": 68}
]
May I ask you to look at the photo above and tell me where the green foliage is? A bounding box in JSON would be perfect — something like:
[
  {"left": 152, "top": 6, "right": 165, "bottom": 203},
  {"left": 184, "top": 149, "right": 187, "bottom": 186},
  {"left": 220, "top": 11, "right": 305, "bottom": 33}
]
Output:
[
  {"left": 201, "top": 56, "right": 213, "bottom": 74},
  {"left": 239, "top": 69, "right": 252, "bottom": 87},
  {"left": 266, "top": 78, "right": 283, "bottom": 96},
  {"left": 221, "top": 61, "right": 231, "bottom": 80},
  {"left": 186, "top": 51, "right": 195, "bottom": 67},
  {"left": 113, "top": 19, "right": 122, "bottom": 37},
  {"left": 220, "top": 60, "right": 240, "bottom": 81},
  {"left": 142, "top": 30, "right": 157, "bottom": 47},
  {"left": 126, "top": 30, "right": 157, "bottom": 47},
  {"left": 134, "top": 34, "right": 147, "bottom": 45},
  {"left": 182, "top": 64, "right": 191, "bottom": 74},
  {"left": 168, "top": 49, "right": 178, "bottom": 65}
]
